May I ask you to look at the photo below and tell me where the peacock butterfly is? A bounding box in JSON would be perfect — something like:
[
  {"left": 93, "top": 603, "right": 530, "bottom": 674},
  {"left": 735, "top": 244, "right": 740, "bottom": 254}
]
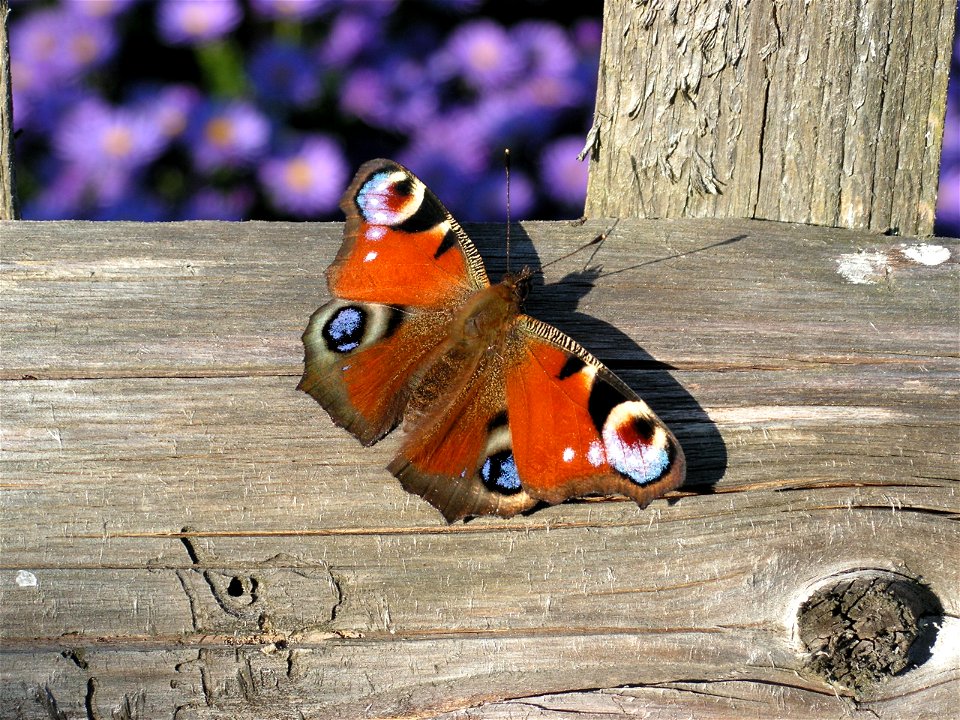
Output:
[{"left": 298, "top": 159, "right": 685, "bottom": 522}]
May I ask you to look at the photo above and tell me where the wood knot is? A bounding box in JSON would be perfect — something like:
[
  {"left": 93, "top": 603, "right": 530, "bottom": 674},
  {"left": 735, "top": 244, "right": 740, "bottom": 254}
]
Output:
[{"left": 795, "top": 569, "right": 943, "bottom": 697}]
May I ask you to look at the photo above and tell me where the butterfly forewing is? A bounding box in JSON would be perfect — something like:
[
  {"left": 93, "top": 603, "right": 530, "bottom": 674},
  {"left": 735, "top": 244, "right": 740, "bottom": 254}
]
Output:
[
  {"left": 503, "top": 317, "right": 686, "bottom": 508},
  {"left": 328, "top": 159, "right": 488, "bottom": 306}
]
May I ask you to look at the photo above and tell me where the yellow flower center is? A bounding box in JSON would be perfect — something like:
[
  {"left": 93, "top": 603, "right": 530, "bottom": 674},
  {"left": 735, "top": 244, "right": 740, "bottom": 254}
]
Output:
[
  {"left": 205, "top": 117, "right": 235, "bottom": 147},
  {"left": 182, "top": 7, "right": 212, "bottom": 35},
  {"left": 102, "top": 127, "right": 133, "bottom": 158},
  {"left": 284, "top": 158, "right": 313, "bottom": 192},
  {"left": 71, "top": 33, "right": 98, "bottom": 64},
  {"left": 470, "top": 40, "right": 500, "bottom": 70}
]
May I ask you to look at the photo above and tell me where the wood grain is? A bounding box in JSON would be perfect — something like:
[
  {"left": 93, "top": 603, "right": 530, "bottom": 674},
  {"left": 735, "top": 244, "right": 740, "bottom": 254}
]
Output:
[
  {"left": 1, "top": 220, "right": 958, "bottom": 719},
  {"left": 585, "top": 0, "right": 956, "bottom": 236}
]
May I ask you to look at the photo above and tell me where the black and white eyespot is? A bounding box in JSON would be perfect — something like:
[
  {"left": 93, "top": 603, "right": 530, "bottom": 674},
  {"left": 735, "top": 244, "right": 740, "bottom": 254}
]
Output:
[
  {"left": 477, "top": 417, "right": 521, "bottom": 495},
  {"left": 355, "top": 167, "right": 452, "bottom": 244},
  {"left": 600, "top": 401, "right": 671, "bottom": 485},
  {"left": 304, "top": 300, "right": 404, "bottom": 359},
  {"left": 585, "top": 376, "right": 672, "bottom": 485},
  {"left": 356, "top": 170, "right": 425, "bottom": 226}
]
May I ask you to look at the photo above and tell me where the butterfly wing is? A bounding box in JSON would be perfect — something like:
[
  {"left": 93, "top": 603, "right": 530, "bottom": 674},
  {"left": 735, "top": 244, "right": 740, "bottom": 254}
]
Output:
[
  {"left": 387, "top": 345, "right": 538, "bottom": 522},
  {"left": 504, "top": 316, "right": 686, "bottom": 508},
  {"left": 328, "top": 158, "right": 488, "bottom": 304},
  {"left": 299, "top": 160, "right": 488, "bottom": 445},
  {"left": 384, "top": 314, "right": 684, "bottom": 522}
]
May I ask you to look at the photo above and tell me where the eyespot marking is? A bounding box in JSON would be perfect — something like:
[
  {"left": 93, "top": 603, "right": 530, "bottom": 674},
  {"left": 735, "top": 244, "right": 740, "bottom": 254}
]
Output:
[
  {"left": 487, "top": 410, "right": 509, "bottom": 431},
  {"left": 323, "top": 306, "right": 365, "bottom": 354},
  {"left": 480, "top": 450, "right": 521, "bottom": 494},
  {"left": 356, "top": 170, "right": 423, "bottom": 226},
  {"left": 602, "top": 401, "right": 670, "bottom": 485}
]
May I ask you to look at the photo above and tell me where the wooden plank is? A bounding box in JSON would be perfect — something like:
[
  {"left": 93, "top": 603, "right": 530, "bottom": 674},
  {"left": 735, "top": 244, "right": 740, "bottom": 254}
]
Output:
[
  {"left": 2, "top": 220, "right": 956, "bottom": 378},
  {"left": 1, "top": 220, "right": 958, "bottom": 718},
  {"left": 585, "top": 0, "right": 956, "bottom": 235}
]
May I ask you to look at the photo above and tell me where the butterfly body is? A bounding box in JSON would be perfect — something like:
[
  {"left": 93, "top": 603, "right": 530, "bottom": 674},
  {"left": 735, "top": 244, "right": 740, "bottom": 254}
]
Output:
[{"left": 300, "top": 159, "right": 685, "bottom": 521}]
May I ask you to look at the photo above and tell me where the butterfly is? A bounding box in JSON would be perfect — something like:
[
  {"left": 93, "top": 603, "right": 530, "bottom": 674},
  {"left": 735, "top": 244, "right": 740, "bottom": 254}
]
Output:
[{"left": 298, "top": 159, "right": 686, "bottom": 522}]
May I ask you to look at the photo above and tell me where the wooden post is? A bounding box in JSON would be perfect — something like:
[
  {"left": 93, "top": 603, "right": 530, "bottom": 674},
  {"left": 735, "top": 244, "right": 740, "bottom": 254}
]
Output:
[
  {"left": 0, "top": 0, "right": 17, "bottom": 220},
  {"left": 586, "top": 0, "right": 956, "bottom": 236}
]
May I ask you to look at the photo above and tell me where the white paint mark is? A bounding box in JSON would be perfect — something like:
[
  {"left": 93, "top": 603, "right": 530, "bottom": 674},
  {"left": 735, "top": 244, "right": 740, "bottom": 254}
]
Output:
[
  {"left": 562, "top": 447, "right": 575, "bottom": 463},
  {"left": 363, "top": 251, "right": 378, "bottom": 263},
  {"left": 836, "top": 251, "right": 889, "bottom": 284},
  {"left": 15, "top": 570, "right": 38, "bottom": 588},
  {"left": 901, "top": 243, "right": 950, "bottom": 266}
]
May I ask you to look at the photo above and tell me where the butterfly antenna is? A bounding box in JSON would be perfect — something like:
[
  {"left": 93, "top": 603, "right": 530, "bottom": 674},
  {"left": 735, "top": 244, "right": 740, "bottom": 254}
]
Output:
[{"left": 504, "top": 148, "right": 511, "bottom": 275}]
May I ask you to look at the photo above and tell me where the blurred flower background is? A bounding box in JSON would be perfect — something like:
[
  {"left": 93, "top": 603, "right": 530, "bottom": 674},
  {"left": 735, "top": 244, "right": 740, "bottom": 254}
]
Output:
[
  {"left": 939, "top": 11, "right": 960, "bottom": 236},
  {"left": 6, "top": 0, "right": 959, "bottom": 232}
]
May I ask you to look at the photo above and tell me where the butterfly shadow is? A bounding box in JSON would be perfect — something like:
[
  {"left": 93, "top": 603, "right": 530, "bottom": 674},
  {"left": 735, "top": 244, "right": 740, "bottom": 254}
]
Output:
[{"left": 479, "top": 224, "right": 728, "bottom": 502}]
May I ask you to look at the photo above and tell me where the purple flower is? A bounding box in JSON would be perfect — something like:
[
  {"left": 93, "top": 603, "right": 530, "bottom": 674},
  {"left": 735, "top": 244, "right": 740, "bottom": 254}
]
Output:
[
  {"left": 320, "top": 12, "right": 386, "bottom": 67},
  {"left": 540, "top": 137, "right": 590, "bottom": 210},
  {"left": 249, "top": 41, "right": 322, "bottom": 108},
  {"left": 48, "top": 98, "right": 168, "bottom": 209},
  {"left": 187, "top": 101, "right": 271, "bottom": 172},
  {"left": 182, "top": 187, "right": 255, "bottom": 220},
  {"left": 54, "top": 98, "right": 168, "bottom": 173},
  {"left": 259, "top": 135, "right": 348, "bottom": 217},
  {"left": 401, "top": 110, "right": 491, "bottom": 177},
  {"left": 514, "top": 21, "right": 576, "bottom": 79},
  {"left": 340, "top": 63, "right": 437, "bottom": 133},
  {"left": 249, "top": 0, "right": 334, "bottom": 21},
  {"left": 11, "top": 8, "right": 115, "bottom": 85},
  {"left": 93, "top": 192, "right": 171, "bottom": 221},
  {"left": 63, "top": 0, "right": 138, "bottom": 18},
  {"left": 439, "top": 20, "right": 525, "bottom": 91},
  {"left": 472, "top": 91, "right": 557, "bottom": 146},
  {"left": 22, "top": 163, "right": 89, "bottom": 220},
  {"left": 140, "top": 84, "right": 203, "bottom": 141},
  {"left": 573, "top": 18, "right": 603, "bottom": 54},
  {"left": 156, "top": 0, "right": 243, "bottom": 46},
  {"left": 469, "top": 168, "right": 535, "bottom": 222}
]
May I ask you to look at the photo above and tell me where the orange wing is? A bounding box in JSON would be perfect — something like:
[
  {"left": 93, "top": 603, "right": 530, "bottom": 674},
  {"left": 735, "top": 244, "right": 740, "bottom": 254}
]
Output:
[
  {"left": 328, "top": 159, "right": 488, "bottom": 307},
  {"left": 300, "top": 160, "right": 488, "bottom": 444},
  {"left": 503, "top": 317, "right": 685, "bottom": 508}
]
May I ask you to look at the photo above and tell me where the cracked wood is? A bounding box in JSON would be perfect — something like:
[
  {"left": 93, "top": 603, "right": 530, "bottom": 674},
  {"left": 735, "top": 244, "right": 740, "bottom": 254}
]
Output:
[{"left": 0, "top": 219, "right": 957, "bottom": 719}]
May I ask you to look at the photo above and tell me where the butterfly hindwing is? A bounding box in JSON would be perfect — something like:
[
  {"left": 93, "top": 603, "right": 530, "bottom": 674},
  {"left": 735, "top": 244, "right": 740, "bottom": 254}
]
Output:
[{"left": 387, "top": 348, "right": 538, "bottom": 522}]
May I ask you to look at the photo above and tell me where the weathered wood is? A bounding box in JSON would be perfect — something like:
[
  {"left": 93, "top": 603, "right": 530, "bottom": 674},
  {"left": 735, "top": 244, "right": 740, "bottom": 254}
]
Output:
[
  {"left": 0, "top": 0, "right": 18, "bottom": 220},
  {"left": 585, "top": 0, "right": 956, "bottom": 236},
  {"left": 1, "top": 220, "right": 958, "bottom": 719}
]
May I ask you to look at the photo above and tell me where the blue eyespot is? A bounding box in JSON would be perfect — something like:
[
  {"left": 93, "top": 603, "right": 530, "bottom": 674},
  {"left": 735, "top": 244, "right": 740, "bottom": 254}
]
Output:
[
  {"left": 323, "top": 306, "right": 364, "bottom": 354},
  {"left": 480, "top": 450, "right": 521, "bottom": 494}
]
